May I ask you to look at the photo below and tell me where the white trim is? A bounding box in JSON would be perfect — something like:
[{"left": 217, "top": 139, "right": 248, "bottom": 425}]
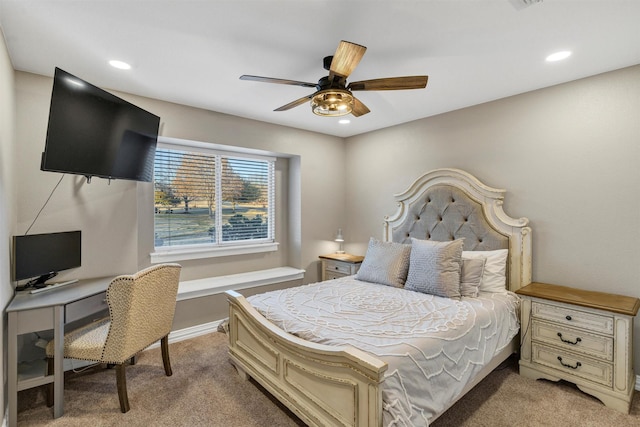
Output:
[
  {"left": 151, "top": 241, "right": 279, "bottom": 263},
  {"left": 146, "top": 320, "right": 223, "bottom": 349},
  {"left": 176, "top": 266, "right": 305, "bottom": 301},
  {"left": 637, "top": 375, "right": 640, "bottom": 391},
  {"left": 158, "top": 136, "right": 277, "bottom": 162}
]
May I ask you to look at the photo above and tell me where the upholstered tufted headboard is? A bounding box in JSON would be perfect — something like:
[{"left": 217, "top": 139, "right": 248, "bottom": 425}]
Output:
[{"left": 383, "top": 168, "right": 532, "bottom": 292}]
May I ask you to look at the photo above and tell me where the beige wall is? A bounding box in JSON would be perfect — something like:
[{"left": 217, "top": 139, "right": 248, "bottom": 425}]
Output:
[
  {"left": 14, "top": 72, "right": 345, "bottom": 285},
  {"left": 0, "top": 26, "right": 16, "bottom": 416},
  {"left": 344, "top": 65, "right": 640, "bottom": 370}
]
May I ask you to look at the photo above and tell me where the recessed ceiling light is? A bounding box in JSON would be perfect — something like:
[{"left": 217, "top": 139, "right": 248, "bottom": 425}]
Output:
[
  {"left": 109, "top": 60, "right": 131, "bottom": 70},
  {"left": 338, "top": 119, "right": 350, "bottom": 124},
  {"left": 545, "top": 51, "right": 572, "bottom": 62}
]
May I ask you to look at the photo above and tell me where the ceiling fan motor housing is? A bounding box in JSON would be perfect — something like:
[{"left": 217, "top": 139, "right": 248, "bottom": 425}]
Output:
[
  {"left": 317, "top": 75, "right": 347, "bottom": 90},
  {"left": 323, "top": 55, "right": 333, "bottom": 71}
]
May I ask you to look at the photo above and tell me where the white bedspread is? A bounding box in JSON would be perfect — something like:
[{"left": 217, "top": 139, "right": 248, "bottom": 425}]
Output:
[{"left": 247, "top": 276, "right": 520, "bottom": 426}]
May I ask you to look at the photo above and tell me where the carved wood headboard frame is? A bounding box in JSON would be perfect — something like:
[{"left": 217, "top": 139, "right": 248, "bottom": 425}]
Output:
[{"left": 383, "top": 168, "right": 532, "bottom": 292}]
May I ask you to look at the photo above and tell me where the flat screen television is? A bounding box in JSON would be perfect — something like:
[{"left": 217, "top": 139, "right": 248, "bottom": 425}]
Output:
[
  {"left": 41, "top": 68, "right": 160, "bottom": 182},
  {"left": 12, "top": 230, "right": 82, "bottom": 289}
]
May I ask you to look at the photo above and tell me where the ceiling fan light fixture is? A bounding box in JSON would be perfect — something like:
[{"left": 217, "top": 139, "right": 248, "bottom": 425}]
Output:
[{"left": 311, "top": 89, "right": 354, "bottom": 117}]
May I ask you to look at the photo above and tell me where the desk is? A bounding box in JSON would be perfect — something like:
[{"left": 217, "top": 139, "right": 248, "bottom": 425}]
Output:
[{"left": 7, "top": 277, "right": 112, "bottom": 426}]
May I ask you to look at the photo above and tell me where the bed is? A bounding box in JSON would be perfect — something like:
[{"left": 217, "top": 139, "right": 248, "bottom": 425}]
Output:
[{"left": 226, "top": 168, "right": 532, "bottom": 426}]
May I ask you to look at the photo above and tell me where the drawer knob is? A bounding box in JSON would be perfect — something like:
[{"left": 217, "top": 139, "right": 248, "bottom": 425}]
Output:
[
  {"left": 557, "top": 356, "right": 581, "bottom": 370},
  {"left": 557, "top": 332, "right": 582, "bottom": 345},
  {"left": 565, "top": 315, "right": 572, "bottom": 321},
  {"left": 335, "top": 266, "right": 339, "bottom": 270}
]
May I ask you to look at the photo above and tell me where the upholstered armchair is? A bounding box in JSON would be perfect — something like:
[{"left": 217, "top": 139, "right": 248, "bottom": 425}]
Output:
[{"left": 45, "top": 263, "right": 182, "bottom": 413}]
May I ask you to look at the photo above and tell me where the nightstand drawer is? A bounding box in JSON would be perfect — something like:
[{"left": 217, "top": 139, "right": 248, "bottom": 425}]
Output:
[
  {"left": 532, "top": 301, "right": 613, "bottom": 335},
  {"left": 325, "top": 272, "right": 349, "bottom": 280},
  {"left": 531, "top": 319, "right": 613, "bottom": 361},
  {"left": 532, "top": 343, "right": 612, "bottom": 387},
  {"left": 324, "top": 260, "right": 352, "bottom": 275},
  {"left": 319, "top": 254, "right": 363, "bottom": 281}
]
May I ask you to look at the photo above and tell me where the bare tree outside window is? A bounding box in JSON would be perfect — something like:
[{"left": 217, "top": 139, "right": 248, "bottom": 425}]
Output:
[{"left": 154, "top": 147, "right": 274, "bottom": 248}]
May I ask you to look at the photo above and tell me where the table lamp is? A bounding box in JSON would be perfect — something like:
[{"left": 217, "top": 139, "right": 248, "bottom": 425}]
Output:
[{"left": 335, "top": 228, "right": 345, "bottom": 254}]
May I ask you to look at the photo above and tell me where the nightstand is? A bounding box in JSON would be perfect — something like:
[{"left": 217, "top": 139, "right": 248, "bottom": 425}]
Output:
[
  {"left": 516, "top": 282, "right": 640, "bottom": 413},
  {"left": 319, "top": 253, "right": 364, "bottom": 281}
]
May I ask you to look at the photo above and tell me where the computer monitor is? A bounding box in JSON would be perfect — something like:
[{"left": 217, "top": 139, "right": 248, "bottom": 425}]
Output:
[{"left": 12, "top": 230, "right": 81, "bottom": 289}]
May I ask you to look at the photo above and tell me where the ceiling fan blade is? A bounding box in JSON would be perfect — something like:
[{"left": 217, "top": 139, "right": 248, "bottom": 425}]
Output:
[
  {"left": 329, "top": 40, "right": 367, "bottom": 79},
  {"left": 274, "top": 93, "right": 316, "bottom": 111},
  {"left": 240, "top": 75, "right": 317, "bottom": 88},
  {"left": 351, "top": 97, "right": 370, "bottom": 117},
  {"left": 348, "top": 76, "right": 428, "bottom": 91}
]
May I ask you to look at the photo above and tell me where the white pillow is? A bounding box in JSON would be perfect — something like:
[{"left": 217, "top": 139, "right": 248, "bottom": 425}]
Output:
[{"left": 462, "top": 249, "right": 508, "bottom": 293}]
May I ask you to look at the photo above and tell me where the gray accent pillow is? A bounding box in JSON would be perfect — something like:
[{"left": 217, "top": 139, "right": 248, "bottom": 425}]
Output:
[
  {"left": 405, "top": 238, "right": 464, "bottom": 298},
  {"left": 355, "top": 238, "right": 411, "bottom": 288},
  {"left": 460, "top": 257, "right": 486, "bottom": 298}
]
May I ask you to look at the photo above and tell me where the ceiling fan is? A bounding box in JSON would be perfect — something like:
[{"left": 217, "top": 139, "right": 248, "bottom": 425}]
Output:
[{"left": 240, "top": 40, "right": 428, "bottom": 118}]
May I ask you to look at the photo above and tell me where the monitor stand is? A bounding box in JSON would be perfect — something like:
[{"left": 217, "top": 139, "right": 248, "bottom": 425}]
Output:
[{"left": 16, "top": 272, "right": 58, "bottom": 291}]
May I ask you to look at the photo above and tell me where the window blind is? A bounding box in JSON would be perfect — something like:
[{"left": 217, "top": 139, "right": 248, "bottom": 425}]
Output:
[{"left": 154, "top": 146, "right": 275, "bottom": 249}]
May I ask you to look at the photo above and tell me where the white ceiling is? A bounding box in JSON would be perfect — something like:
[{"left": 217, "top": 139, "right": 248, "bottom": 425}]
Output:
[{"left": 1, "top": 0, "right": 639, "bottom": 138}]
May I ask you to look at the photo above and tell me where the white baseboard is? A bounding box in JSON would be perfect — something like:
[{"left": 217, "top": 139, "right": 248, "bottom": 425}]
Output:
[{"left": 147, "top": 319, "right": 223, "bottom": 350}]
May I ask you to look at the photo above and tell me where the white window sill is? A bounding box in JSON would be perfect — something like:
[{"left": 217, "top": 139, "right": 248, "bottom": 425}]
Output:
[
  {"left": 176, "top": 266, "right": 305, "bottom": 301},
  {"left": 150, "top": 242, "right": 279, "bottom": 263}
]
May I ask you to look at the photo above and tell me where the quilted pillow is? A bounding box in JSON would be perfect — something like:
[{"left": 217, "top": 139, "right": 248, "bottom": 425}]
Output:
[
  {"left": 355, "top": 237, "right": 411, "bottom": 288},
  {"left": 405, "top": 238, "right": 464, "bottom": 298},
  {"left": 461, "top": 249, "right": 508, "bottom": 293},
  {"left": 459, "top": 257, "right": 486, "bottom": 298}
]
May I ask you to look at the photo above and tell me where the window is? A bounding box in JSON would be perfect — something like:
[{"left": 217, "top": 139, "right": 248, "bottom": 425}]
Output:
[{"left": 152, "top": 139, "right": 276, "bottom": 261}]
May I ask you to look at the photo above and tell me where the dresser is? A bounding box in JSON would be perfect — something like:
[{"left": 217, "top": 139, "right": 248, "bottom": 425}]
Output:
[
  {"left": 516, "top": 282, "right": 640, "bottom": 413},
  {"left": 319, "top": 253, "right": 364, "bottom": 281}
]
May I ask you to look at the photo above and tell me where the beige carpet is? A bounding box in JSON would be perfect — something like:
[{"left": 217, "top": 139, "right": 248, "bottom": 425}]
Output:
[{"left": 17, "top": 332, "right": 640, "bottom": 426}]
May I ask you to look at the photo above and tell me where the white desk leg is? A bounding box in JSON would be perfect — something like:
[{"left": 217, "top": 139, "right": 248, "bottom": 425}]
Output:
[
  {"left": 53, "top": 305, "right": 64, "bottom": 418},
  {"left": 8, "top": 311, "right": 18, "bottom": 427}
]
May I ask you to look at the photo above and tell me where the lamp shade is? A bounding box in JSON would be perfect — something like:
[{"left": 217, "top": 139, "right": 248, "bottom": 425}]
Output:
[{"left": 335, "top": 228, "right": 345, "bottom": 254}]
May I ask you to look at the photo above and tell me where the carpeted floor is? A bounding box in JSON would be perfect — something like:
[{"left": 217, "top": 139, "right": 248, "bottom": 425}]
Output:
[{"left": 16, "top": 332, "right": 640, "bottom": 426}]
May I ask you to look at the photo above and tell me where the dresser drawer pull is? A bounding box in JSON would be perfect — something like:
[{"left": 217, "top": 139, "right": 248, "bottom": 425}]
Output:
[
  {"left": 565, "top": 315, "right": 572, "bottom": 321},
  {"left": 557, "top": 332, "right": 582, "bottom": 345},
  {"left": 557, "top": 356, "right": 581, "bottom": 370}
]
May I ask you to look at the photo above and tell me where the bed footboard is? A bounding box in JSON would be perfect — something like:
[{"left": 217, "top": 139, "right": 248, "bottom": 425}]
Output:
[{"left": 226, "top": 290, "right": 388, "bottom": 427}]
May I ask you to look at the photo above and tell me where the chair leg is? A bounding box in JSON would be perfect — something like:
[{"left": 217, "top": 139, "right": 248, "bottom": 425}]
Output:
[
  {"left": 46, "top": 358, "right": 54, "bottom": 407},
  {"left": 161, "top": 335, "right": 172, "bottom": 377},
  {"left": 115, "top": 364, "right": 130, "bottom": 413}
]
